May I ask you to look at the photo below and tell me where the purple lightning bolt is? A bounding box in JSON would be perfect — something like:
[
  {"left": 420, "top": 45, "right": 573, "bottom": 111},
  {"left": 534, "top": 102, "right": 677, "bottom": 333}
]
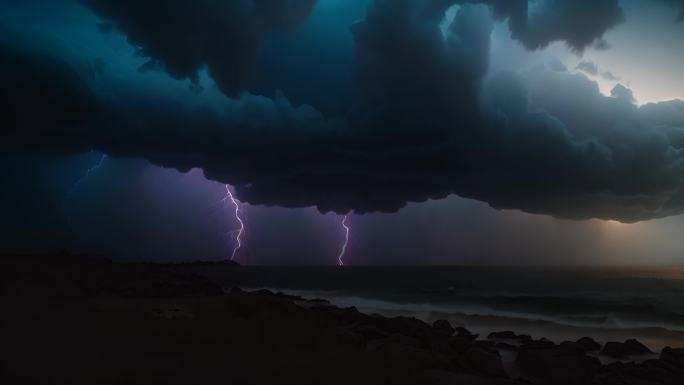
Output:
[
  {"left": 338, "top": 213, "right": 351, "bottom": 266},
  {"left": 222, "top": 185, "right": 245, "bottom": 261}
]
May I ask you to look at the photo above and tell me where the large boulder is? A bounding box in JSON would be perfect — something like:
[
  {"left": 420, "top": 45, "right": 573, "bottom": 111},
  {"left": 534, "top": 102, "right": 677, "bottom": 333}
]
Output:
[
  {"left": 576, "top": 337, "right": 602, "bottom": 352},
  {"left": 458, "top": 347, "right": 508, "bottom": 378},
  {"left": 423, "top": 370, "right": 523, "bottom": 385},
  {"left": 449, "top": 336, "right": 476, "bottom": 353},
  {"left": 487, "top": 331, "right": 517, "bottom": 339},
  {"left": 520, "top": 337, "right": 556, "bottom": 350},
  {"left": 597, "top": 359, "right": 684, "bottom": 385},
  {"left": 660, "top": 347, "right": 684, "bottom": 367},
  {"left": 601, "top": 339, "right": 653, "bottom": 358},
  {"left": 516, "top": 345, "right": 600, "bottom": 385},
  {"left": 433, "top": 320, "right": 456, "bottom": 336},
  {"left": 455, "top": 326, "right": 479, "bottom": 340},
  {"left": 369, "top": 316, "right": 434, "bottom": 337}
]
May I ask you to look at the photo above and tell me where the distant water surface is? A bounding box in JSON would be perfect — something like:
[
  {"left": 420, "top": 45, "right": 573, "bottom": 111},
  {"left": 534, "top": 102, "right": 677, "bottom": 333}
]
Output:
[{"left": 191, "top": 266, "right": 684, "bottom": 351}]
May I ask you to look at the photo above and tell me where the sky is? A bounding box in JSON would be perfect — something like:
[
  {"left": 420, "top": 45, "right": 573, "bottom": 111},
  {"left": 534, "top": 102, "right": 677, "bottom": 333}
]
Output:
[{"left": 1, "top": 0, "right": 684, "bottom": 265}]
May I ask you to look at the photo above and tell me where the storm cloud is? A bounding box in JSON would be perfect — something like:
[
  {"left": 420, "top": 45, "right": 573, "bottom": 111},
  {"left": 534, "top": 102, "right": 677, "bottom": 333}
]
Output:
[
  {"left": 2, "top": 0, "right": 684, "bottom": 223},
  {"left": 82, "top": 0, "right": 318, "bottom": 96}
]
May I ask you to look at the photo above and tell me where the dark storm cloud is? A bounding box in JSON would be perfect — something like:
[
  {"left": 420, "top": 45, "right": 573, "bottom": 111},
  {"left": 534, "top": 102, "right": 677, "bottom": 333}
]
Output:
[
  {"left": 575, "top": 61, "right": 620, "bottom": 81},
  {"left": 0, "top": 43, "right": 98, "bottom": 153},
  {"left": 611, "top": 84, "right": 636, "bottom": 104},
  {"left": 601, "top": 71, "right": 619, "bottom": 81},
  {"left": 2, "top": 0, "right": 684, "bottom": 223},
  {"left": 81, "top": 0, "right": 317, "bottom": 96},
  {"left": 82, "top": 0, "right": 623, "bottom": 96},
  {"left": 660, "top": 0, "right": 684, "bottom": 21},
  {"left": 474, "top": 0, "right": 624, "bottom": 51},
  {"left": 576, "top": 61, "right": 599, "bottom": 76}
]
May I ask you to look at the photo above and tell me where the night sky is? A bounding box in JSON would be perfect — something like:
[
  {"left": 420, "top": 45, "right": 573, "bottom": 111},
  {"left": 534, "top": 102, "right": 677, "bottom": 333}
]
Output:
[{"left": 2, "top": 0, "right": 684, "bottom": 265}]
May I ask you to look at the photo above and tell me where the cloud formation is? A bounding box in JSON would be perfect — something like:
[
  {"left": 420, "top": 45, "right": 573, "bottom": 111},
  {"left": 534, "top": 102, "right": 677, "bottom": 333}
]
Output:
[
  {"left": 484, "top": 0, "right": 624, "bottom": 51},
  {"left": 576, "top": 61, "right": 599, "bottom": 76},
  {"left": 575, "top": 60, "right": 620, "bottom": 81},
  {"left": 82, "top": 0, "right": 318, "bottom": 96},
  {"left": 2, "top": 0, "right": 684, "bottom": 223}
]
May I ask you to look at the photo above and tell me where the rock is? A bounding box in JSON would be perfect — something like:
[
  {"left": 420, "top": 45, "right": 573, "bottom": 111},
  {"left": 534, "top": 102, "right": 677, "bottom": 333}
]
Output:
[
  {"left": 351, "top": 324, "right": 389, "bottom": 340},
  {"left": 560, "top": 341, "right": 590, "bottom": 355},
  {"left": 660, "top": 347, "right": 684, "bottom": 367},
  {"left": 433, "top": 319, "right": 456, "bottom": 336},
  {"left": 449, "top": 336, "right": 475, "bottom": 353},
  {"left": 601, "top": 342, "right": 629, "bottom": 358},
  {"left": 366, "top": 334, "right": 455, "bottom": 370},
  {"left": 251, "top": 289, "right": 275, "bottom": 297},
  {"left": 517, "top": 346, "right": 599, "bottom": 385},
  {"left": 295, "top": 298, "right": 331, "bottom": 309},
  {"left": 515, "top": 334, "right": 532, "bottom": 342},
  {"left": 474, "top": 340, "right": 497, "bottom": 350},
  {"left": 576, "top": 337, "right": 602, "bottom": 351},
  {"left": 487, "top": 331, "right": 532, "bottom": 347},
  {"left": 601, "top": 339, "right": 653, "bottom": 358},
  {"left": 455, "top": 326, "right": 479, "bottom": 340},
  {"left": 596, "top": 358, "right": 684, "bottom": 385},
  {"left": 458, "top": 347, "right": 508, "bottom": 378},
  {"left": 370, "top": 316, "right": 434, "bottom": 338},
  {"left": 621, "top": 366, "right": 683, "bottom": 385},
  {"left": 495, "top": 342, "right": 518, "bottom": 351},
  {"left": 624, "top": 339, "right": 653, "bottom": 355},
  {"left": 113, "top": 274, "right": 223, "bottom": 298},
  {"left": 488, "top": 331, "right": 517, "bottom": 339},
  {"left": 423, "top": 370, "right": 523, "bottom": 385},
  {"left": 521, "top": 337, "right": 556, "bottom": 350}
]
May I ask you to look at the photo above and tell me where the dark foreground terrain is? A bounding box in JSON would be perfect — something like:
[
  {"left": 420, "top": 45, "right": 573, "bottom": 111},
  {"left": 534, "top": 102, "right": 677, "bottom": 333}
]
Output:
[{"left": 1, "top": 255, "right": 683, "bottom": 385}]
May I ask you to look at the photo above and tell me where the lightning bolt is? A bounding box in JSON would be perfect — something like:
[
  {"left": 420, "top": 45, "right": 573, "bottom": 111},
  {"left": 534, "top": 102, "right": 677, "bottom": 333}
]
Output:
[
  {"left": 63, "top": 152, "right": 107, "bottom": 241},
  {"left": 338, "top": 213, "right": 351, "bottom": 266},
  {"left": 67, "top": 153, "right": 107, "bottom": 197},
  {"left": 222, "top": 185, "right": 245, "bottom": 261}
]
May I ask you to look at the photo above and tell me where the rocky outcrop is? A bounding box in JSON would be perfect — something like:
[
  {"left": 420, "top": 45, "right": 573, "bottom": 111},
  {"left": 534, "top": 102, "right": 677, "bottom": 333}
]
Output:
[
  {"left": 455, "top": 326, "right": 479, "bottom": 340},
  {"left": 433, "top": 319, "right": 456, "bottom": 336},
  {"left": 516, "top": 343, "right": 600, "bottom": 385},
  {"left": 487, "top": 331, "right": 517, "bottom": 339},
  {"left": 229, "top": 289, "right": 684, "bottom": 384},
  {"left": 600, "top": 339, "right": 653, "bottom": 358},
  {"left": 576, "top": 336, "right": 602, "bottom": 352},
  {"left": 661, "top": 347, "right": 684, "bottom": 366},
  {"left": 458, "top": 347, "right": 508, "bottom": 378}
]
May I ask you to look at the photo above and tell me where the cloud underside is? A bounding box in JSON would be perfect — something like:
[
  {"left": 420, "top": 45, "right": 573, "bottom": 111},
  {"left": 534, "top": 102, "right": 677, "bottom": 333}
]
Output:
[{"left": 2, "top": 0, "right": 684, "bottom": 223}]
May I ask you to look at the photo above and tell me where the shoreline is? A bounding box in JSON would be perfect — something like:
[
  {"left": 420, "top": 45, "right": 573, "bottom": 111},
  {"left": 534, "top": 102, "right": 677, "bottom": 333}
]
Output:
[
  {"left": 2, "top": 257, "right": 683, "bottom": 384},
  {"left": 242, "top": 287, "right": 684, "bottom": 352}
]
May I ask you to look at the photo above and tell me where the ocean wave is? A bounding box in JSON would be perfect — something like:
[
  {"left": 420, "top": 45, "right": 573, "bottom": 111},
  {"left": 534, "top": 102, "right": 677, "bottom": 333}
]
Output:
[{"left": 245, "top": 287, "right": 684, "bottom": 332}]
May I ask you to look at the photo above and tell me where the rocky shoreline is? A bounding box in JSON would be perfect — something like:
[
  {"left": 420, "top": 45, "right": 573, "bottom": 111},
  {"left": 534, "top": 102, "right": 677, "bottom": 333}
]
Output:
[
  {"left": 228, "top": 287, "right": 684, "bottom": 385},
  {"left": 1, "top": 257, "right": 683, "bottom": 385}
]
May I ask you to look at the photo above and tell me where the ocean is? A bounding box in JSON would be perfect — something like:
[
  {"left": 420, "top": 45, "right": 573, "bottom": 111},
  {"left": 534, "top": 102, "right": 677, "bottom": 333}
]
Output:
[{"left": 192, "top": 265, "right": 684, "bottom": 351}]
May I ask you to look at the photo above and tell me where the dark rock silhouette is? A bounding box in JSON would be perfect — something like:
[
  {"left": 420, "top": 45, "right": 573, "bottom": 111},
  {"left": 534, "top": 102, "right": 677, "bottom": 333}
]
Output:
[
  {"left": 433, "top": 319, "right": 456, "bottom": 336},
  {"left": 458, "top": 347, "right": 508, "bottom": 378},
  {"left": 601, "top": 339, "right": 653, "bottom": 358},
  {"left": 3, "top": 256, "right": 684, "bottom": 385},
  {"left": 576, "top": 336, "right": 602, "bottom": 351},
  {"left": 488, "top": 331, "right": 517, "bottom": 339},
  {"left": 661, "top": 347, "right": 684, "bottom": 366},
  {"left": 517, "top": 344, "right": 600, "bottom": 385},
  {"left": 455, "top": 326, "right": 479, "bottom": 340}
]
